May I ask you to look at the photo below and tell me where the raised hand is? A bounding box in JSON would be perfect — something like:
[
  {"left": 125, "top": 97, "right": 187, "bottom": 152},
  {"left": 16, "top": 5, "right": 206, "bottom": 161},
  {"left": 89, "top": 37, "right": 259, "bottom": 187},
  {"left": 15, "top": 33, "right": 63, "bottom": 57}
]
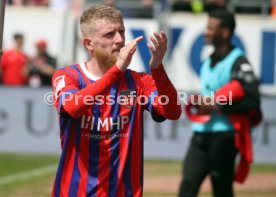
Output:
[
  {"left": 116, "top": 36, "right": 143, "bottom": 71},
  {"left": 147, "top": 31, "right": 168, "bottom": 69}
]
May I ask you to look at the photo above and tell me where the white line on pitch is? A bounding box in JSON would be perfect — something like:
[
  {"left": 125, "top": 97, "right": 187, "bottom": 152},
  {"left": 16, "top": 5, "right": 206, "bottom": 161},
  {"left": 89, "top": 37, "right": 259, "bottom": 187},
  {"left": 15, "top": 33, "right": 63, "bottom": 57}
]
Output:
[{"left": 0, "top": 164, "right": 57, "bottom": 185}]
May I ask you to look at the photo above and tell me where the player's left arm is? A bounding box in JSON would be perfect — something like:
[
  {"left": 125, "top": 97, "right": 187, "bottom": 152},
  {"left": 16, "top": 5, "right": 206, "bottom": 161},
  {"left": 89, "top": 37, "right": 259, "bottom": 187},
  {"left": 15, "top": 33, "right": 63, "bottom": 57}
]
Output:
[
  {"left": 144, "top": 31, "right": 181, "bottom": 120},
  {"left": 215, "top": 56, "right": 261, "bottom": 113},
  {"left": 141, "top": 66, "right": 181, "bottom": 121},
  {"left": 153, "top": 65, "right": 182, "bottom": 120}
]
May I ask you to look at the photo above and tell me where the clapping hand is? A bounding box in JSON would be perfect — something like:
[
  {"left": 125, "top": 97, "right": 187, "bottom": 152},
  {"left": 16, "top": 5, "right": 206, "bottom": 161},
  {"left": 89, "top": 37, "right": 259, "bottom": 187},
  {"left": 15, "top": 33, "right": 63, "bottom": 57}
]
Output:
[
  {"left": 148, "top": 31, "right": 168, "bottom": 69},
  {"left": 116, "top": 36, "right": 143, "bottom": 71}
]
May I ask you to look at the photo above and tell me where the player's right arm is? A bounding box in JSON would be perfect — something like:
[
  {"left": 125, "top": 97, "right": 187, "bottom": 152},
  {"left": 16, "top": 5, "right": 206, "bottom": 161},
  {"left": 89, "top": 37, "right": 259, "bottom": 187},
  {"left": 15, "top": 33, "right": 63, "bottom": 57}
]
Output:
[
  {"left": 53, "top": 36, "right": 143, "bottom": 118},
  {"left": 52, "top": 65, "right": 124, "bottom": 118}
]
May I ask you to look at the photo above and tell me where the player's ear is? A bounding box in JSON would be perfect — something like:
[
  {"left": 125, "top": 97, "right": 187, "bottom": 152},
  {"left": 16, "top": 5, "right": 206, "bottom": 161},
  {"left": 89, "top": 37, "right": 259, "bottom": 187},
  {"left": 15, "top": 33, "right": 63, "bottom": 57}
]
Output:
[{"left": 82, "top": 37, "right": 94, "bottom": 51}]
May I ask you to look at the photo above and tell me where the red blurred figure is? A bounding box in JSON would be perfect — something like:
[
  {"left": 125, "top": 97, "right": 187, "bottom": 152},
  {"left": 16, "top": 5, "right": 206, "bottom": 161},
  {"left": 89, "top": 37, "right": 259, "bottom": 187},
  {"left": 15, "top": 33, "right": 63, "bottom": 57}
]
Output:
[{"left": 1, "top": 33, "right": 29, "bottom": 86}]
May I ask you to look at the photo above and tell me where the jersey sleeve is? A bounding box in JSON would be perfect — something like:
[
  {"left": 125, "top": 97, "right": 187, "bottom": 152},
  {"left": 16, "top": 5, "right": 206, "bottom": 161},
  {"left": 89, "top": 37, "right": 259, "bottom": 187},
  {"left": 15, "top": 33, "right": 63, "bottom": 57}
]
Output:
[
  {"left": 215, "top": 56, "right": 261, "bottom": 113},
  {"left": 52, "top": 68, "right": 79, "bottom": 115},
  {"left": 141, "top": 64, "right": 181, "bottom": 120},
  {"left": 52, "top": 65, "right": 124, "bottom": 118}
]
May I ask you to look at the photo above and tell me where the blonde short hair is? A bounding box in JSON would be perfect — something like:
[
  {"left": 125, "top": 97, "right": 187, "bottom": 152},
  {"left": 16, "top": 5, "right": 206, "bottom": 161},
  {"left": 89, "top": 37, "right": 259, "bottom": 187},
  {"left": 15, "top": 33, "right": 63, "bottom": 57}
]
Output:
[{"left": 80, "top": 5, "right": 123, "bottom": 36}]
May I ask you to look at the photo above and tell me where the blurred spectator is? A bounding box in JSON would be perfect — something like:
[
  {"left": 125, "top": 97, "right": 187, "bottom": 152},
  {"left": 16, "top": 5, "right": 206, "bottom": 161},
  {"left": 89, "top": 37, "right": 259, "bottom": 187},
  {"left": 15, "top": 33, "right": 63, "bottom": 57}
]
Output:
[
  {"left": 7, "top": 0, "right": 24, "bottom": 6},
  {"left": 82, "top": 0, "right": 154, "bottom": 18},
  {"left": 25, "top": 0, "right": 49, "bottom": 6},
  {"left": 272, "top": 0, "right": 276, "bottom": 16},
  {"left": 8, "top": 0, "right": 49, "bottom": 6},
  {"left": 28, "top": 39, "right": 56, "bottom": 87},
  {"left": 191, "top": 0, "right": 204, "bottom": 13},
  {"left": 172, "top": 0, "right": 229, "bottom": 13},
  {"left": 0, "top": 33, "right": 29, "bottom": 86},
  {"left": 7, "top": 0, "right": 13, "bottom": 5}
]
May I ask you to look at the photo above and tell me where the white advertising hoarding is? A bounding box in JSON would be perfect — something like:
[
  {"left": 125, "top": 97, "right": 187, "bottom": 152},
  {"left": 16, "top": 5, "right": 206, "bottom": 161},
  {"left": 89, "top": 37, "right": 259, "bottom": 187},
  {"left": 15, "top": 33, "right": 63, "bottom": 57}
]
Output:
[{"left": 0, "top": 88, "right": 276, "bottom": 164}]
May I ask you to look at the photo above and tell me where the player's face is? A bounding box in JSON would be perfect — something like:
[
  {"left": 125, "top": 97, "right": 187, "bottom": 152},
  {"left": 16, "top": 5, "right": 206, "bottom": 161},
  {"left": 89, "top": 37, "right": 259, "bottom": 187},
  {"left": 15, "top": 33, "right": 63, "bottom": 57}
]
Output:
[
  {"left": 91, "top": 19, "right": 125, "bottom": 58},
  {"left": 15, "top": 37, "right": 24, "bottom": 50},
  {"left": 89, "top": 19, "right": 125, "bottom": 68},
  {"left": 204, "top": 17, "right": 224, "bottom": 46}
]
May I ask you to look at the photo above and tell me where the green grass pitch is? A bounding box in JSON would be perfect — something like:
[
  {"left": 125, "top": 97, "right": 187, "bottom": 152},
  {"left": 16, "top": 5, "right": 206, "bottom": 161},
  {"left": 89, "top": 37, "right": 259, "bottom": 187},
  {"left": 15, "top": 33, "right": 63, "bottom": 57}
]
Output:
[{"left": 0, "top": 153, "right": 276, "bottom": 197}]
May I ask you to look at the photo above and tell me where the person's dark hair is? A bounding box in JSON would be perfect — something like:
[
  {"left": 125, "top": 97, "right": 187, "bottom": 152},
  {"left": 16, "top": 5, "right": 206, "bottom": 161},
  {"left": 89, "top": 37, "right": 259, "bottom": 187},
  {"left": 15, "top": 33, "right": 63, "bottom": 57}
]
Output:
[
  {"left": 13, "top": 33, "right": 23, "bottom": 40},
  {"left": 209, "top": 10, "right": 236, "bottom": 36}
]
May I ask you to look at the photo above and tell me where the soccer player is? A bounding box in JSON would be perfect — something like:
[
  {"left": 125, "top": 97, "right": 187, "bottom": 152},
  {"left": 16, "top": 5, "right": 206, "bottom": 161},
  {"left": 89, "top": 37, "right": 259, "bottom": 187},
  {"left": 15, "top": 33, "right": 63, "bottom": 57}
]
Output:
[
  {"left": 51, "top": 5, "right": 181, "bottom": 197},
  {"left": 178, "top": 10, "right": 262, "bottom": 197}
]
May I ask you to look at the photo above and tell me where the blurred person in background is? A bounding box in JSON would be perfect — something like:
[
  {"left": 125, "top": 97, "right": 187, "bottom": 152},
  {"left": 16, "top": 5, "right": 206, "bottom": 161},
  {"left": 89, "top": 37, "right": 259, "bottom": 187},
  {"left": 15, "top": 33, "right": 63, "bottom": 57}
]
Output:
[
  {"left": 7, "top": 0, "right": 49, "bottom": 6},
  {"left": 178, "top": 10, "right": 262, "bottom": 197},
  {"left": 272, "top": 0, "right": 276, "bottom": 16},
  {"left": 51, "top": 4, "right": 181, "bottom": 197},
  {"left": 191, "top": 0, "right": 229, "bottom": 13},
  {"left": 0, "top": 33, "right": 29, "bottom": 86},
  {"left": 172, "top": 0, "right": 229, "bottom": 13},
  {"left": 25, "top": 0, "right": 49, "bottom": 6},
  {"left": 29, "top": 39, "right": 56, "bottom": 87},
  {"left": 7, "top": 0, "right": 24, "bottom": 6}
]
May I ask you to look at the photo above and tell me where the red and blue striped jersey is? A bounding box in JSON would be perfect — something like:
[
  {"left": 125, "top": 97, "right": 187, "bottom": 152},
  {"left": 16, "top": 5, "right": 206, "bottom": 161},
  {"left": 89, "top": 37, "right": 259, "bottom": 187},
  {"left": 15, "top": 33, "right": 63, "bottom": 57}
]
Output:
[{"left": 51, "top": 62, "right": 181, "bottom": 197}]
